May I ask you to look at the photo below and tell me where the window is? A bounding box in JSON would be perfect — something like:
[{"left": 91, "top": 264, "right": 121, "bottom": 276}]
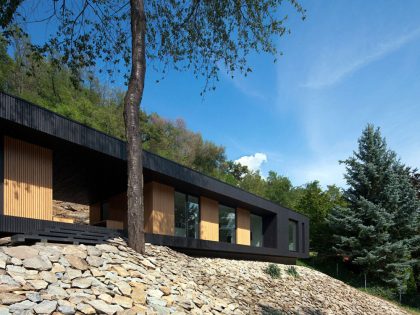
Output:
[
  {"left": 174, "top": 192, "right": 199, "bottom": 238},
  {"left": 250, "top": 214, "right": 263, "bottom": 247},
  {"left": 288, "top": 220, "right": 298, "bottom": 251},
  {"left": 219, "top": 205, "right": 236, "bottom": 243}
]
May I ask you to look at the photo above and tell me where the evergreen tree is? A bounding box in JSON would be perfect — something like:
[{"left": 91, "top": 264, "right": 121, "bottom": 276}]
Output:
[{"left": 329, "top": 125, "right": 419, "bottom": 292}]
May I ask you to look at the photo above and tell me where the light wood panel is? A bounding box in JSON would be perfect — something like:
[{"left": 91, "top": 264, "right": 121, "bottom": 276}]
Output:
[
  {"left": 236, "top": 208, "right": 250, "bottom": 245},
  {"left": 144, "top": 182, "right": 174, "bottom": 235},
  {"left": 200, "top": 197, "right": 219, "bottom": 241},
  {"left": 3, "top": 136, "right": 53, "bottom": 220}
]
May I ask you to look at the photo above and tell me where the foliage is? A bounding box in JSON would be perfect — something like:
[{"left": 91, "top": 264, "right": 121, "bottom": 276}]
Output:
[
  {"left": 295, "top": 182, "right": 346, "bottom": 253},
  {"left": 0, "top": 35, "right": 352, "bottom": 253},
  {"left": 0, "top": 0, "right": 305, "bottom": 92},
  {"left": 286, "top": 266, "right": 299, "bottom": 278},
  {"left": 264, "top": 263, "right": 281, "bottom": 279},
  {"left": 328, "top": 125, "right": 420, "bottom": 293}
]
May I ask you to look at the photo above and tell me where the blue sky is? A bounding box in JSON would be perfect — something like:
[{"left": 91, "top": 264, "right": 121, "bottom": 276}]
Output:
[{"left": 24, "top": 0, "right": 420, "bottom": 188}]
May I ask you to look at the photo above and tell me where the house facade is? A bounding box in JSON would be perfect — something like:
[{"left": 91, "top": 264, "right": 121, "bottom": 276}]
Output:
[{"left": 0, "top": 92, "right": 309, "bottom": 263}]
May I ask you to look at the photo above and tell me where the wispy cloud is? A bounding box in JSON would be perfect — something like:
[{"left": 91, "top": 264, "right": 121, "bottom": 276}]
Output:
[
  {"left": 222, "top": 69, "right": 267, "bottom": 100},
  {"left": 303, "top": 27, "right": 420, "bottom": 89}
]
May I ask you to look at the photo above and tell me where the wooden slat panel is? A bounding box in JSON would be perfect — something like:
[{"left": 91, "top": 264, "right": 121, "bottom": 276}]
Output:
[
  {"left": 3, "top": 136, "right": 52, "bottom": 220},
  {"left": 200, "top": 197, "right": 219, "bottom": 241},
  {"left": 236, "top": 208, "right": 250, "bottom": 246},
  {"left": 151, "top": 182, "right": 174, "bottom": 235}
]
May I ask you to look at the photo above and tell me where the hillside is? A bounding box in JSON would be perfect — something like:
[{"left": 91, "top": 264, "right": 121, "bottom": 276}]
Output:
[{"left": 0, "top": 239, "right": 409, "bottom": 315}]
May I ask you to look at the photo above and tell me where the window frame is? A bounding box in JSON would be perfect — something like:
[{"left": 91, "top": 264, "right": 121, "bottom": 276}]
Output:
[
  {"left": 218, "top": 204, "right": 237, "bottom": 244},
  {"left": 288, "top": 219, "right": 298, "bottom": 252},
  {"left": 174, "top": 190, "right": 200, "bottom": 239},
  {"left": 250, "top": 213, "right": 263, "bottom": 247}
]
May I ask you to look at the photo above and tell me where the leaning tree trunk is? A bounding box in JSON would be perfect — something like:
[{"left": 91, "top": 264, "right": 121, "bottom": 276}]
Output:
[{"left": 124, "top": 0, "right": 146, "bottom": 253}]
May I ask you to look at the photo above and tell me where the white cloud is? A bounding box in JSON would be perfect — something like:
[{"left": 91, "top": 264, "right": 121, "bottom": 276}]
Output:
[
  {"left": 235, "top": 153, "right": 268, "bottom": 173},
  {"left": 303, "top": 27, "right": 420, "bottom": 89}
]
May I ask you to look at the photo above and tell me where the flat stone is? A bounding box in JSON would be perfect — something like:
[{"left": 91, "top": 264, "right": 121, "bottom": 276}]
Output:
[
  {"left": 0, "top": 292, "right": 26, "bottom": 305},
  {"left": 147, "top": 289, "right": 164, "bottom": 298},
  {"left": 110, "top": 265, "right": 129, "bottom": 277},
  {"left": 99, "top": 293, "right": 113, "bottom": 303},
  {"left": 63, "top": 246, "right": 87, "bottom": 259},
  {"left": 160, "top": 286, "right": 171, "bottom": 296},
  {"left": 87, "top": 246, "right": 102, "bottom": 257},
  {"left": 65, "top": 267, "right": 82, "bottom": 280},
  {"left": 113, "top": 294, "right": 133, "bottom": 308},
  {"left": 132, "top": 286, "right": 146, "bottom": 304},
  {"left": 88, "top": 300, "right": 124, "bottom": 315},
  {"left": 72, "top": 277, "right": 92, "bottom": 289},
  {"left": 147, "top": 296, "right": 167, "bottom": 307},
  {"left": 39, "top": 271, "right": 58, "bottom": 283},
  {"left": 76, "top": 303, "right": 96, "bottom": 314},
  {"left": 3, "top": 246, "right": 39, "bottom": 260},
  {"left": 57, "top": 300, "right": 76, "bottom": 315},
  {"left": 26, "top": 291, "right": 42, "bottom": 302},
  {"left": 140, "top": 259, "right": 155, "bottom": 269},
  {"left": 34, "top": 300, "right": 58, "bottom": 314},
  {"left": 46, "top": 285, "right": 68, "bottom": 299},
  {"left": 66, "top": 255, "right": 89, "bottom": 271},
  {"left": 23, "top": 256, "right": 52, "bottom": 271},
  {"left": 86, "top": 255, "right": 104, "bottom": 267},
  {"left": 51, "top": 263, "right": 66, "bottom": 273},
  {"left": 96, "top": 244, "right": 119, "bottom": 253},
  {"left": 10, "top": 257, "right": 22, "bottom": 266},
  {"left": 9, "top": 300, "right": 36, "bottom": 311},
  {"left": 28, "top": 279, "right": 49, "bottom": 290},
  {"left": 118, "top": 305, "right": 148, "bottom": 315},
  {"left": 116, "top": 281, "right": 132, "bottom": 295},
  {"left": 0, "top": 305, "right": 10, "bottom": 315}
]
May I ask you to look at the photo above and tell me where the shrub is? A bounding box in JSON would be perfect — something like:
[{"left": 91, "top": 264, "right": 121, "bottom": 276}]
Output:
[
  {"left": 286, "top": 266, "right": 299, "bottom": 278},
  {"left": 264, "top": 263, "right": 281, "bottom": 279}
]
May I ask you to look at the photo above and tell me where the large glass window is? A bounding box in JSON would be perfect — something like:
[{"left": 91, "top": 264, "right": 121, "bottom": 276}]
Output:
[
  {"left": 219, "top": 205, "right": 236, "bottom": 243},
  {"left": 288, "top": 220, "right": 298, "bottom": 251},
  {"left": 251, "top": 214, "right": 263, "bottom": 247},
  {"left": 174, "top": 192, "right": 199, "bottom": 238}
]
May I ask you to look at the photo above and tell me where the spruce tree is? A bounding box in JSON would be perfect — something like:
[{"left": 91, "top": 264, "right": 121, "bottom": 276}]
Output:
[{"left": 329, "top": 125, "right": 419, "bottom": 292}]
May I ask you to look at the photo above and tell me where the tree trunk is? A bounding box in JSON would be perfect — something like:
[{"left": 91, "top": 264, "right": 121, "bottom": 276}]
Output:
[{"left": 124, "top": 0, "right": 146, "bottom": 253}]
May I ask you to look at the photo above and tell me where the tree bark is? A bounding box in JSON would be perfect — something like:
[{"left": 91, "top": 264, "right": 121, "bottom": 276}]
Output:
[{"left": 124, "top": 0, "right": 146, "bottom": 253}]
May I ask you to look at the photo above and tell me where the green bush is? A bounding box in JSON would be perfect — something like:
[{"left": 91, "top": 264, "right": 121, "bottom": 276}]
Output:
[
  {"left": 286, "top": 266, "right": 299, "bottom": 278},
  {"left": 264, "top": 263, "right": 281, "bottom": 279}
]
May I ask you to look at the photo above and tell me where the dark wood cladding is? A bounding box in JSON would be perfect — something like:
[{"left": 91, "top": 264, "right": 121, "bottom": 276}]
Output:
[
  {"left": 0, "top": 92, "right": 126, "bottom": 160},
  {"left": 0, "top": 91, "right": 310, "bottom": 258},
  {"left": 145, "top": 233, "right": 296, "bottom": 263},
  {"left": 0, "top": 214, "right": 116, "bottom": 235}
]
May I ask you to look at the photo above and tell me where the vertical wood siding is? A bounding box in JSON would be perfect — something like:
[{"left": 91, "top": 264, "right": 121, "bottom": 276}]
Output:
[
  {"left": 143, "top": 182, "right": 174, "bottom": 235},
  {"left": 200, "top": 197, "right": 219, "bottom": 241},
  {"left": 236, "top": 208, "right": 251, "bottom": 245},
  {"left": 144, "top": 183, "right": 154, "bottom": 233},
  {"left": 3, "top": 136, "right": 52, "bottom": 220}
]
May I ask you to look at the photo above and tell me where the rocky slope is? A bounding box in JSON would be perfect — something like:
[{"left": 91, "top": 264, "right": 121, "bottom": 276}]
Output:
[
  {"left": 53, "top": 201, "right": 89, "bottom": 224},
  {"left": 0, "top": 238, "right": 409, "bottom": 315}
]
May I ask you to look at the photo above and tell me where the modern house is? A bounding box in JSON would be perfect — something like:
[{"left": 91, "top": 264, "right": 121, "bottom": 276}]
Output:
[{"left": 0, "top": 92, "right": 309, "bottom": 264}]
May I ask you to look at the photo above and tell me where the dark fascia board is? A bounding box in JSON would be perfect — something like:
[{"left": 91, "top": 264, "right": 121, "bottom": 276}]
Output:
[{"left": 0, "top": 91, "right": 308, "bottom": 219}]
